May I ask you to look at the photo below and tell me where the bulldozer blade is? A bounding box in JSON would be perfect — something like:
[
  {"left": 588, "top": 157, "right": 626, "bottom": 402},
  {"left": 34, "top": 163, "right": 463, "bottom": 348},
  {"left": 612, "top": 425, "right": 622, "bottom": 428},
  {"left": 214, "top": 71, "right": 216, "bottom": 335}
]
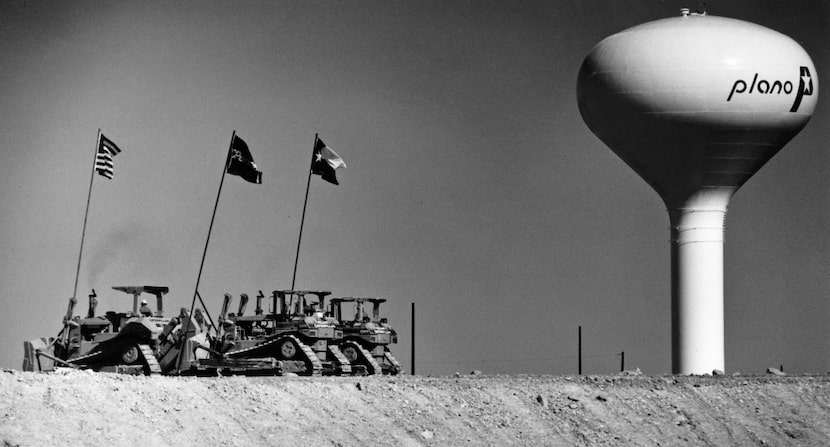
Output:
[{"left": 23, "top": 338, "right": 54, "bottom": 372}]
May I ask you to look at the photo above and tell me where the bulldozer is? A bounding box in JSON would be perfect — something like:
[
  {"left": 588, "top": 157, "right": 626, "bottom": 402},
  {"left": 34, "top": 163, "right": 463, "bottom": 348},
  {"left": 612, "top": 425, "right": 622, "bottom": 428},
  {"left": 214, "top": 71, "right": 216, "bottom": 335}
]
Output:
[
  {"left": 23, "top": 285, "right": 295, "bottom": 377},
  {"left": 214, "top": 290, "right": 352, "bottom": 376},
  {"left": 23, "top": 286, "right": 401, "bottom": 377},
  {"left": 153, "top": 298, "right": 284, "bottom": 377},
  {"left": 23, "top": 286, "right": 175, "bottom": 375},
  {"left": 329, "top": 297, "right": 402, "bottom": 375}
]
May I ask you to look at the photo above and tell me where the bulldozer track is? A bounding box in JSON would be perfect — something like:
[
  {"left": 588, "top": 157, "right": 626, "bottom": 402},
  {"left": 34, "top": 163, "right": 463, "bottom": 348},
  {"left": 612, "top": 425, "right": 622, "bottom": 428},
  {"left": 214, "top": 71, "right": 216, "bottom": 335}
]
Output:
[
  {"left": 226, "top": 334, "right": 322, "bottom": 376},
  {"left": 65, "top": 341, "right": 161, "bottom": 375},
  {"left": 327, "top": 345, "right": 352, "bottom": 375},
  {"left": 294, "top": 336, "right": 323, "bottom": 376},
  {"left": 343, "top": 340, "right": 381, "bottom": 375},
  {"left": 137, "top": 344, "right": 162, "bottom": 374},
  {"left": 384, "top": 351, "right": 402, "bottom": 374}
]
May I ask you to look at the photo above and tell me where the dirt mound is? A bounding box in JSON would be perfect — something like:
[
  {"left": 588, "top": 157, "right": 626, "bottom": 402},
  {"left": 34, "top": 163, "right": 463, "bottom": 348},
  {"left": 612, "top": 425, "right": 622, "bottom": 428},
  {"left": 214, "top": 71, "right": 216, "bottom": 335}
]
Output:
[{"left": 2, "top": 369, "right": 830, "bottom": 446}]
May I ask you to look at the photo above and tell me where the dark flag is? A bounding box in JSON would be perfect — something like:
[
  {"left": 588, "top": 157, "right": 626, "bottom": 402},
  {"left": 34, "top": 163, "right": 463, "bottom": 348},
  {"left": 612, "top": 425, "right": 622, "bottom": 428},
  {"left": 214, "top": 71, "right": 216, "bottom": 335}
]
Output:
[
  {"left": 311, "top": 137, "right": 346, "bottom": 185},
  {"left": 95, "top": 134, "right": 122, "bottom": 179},
  {"left": 226, "top": 135, "right": 262, "bottom": 184}
]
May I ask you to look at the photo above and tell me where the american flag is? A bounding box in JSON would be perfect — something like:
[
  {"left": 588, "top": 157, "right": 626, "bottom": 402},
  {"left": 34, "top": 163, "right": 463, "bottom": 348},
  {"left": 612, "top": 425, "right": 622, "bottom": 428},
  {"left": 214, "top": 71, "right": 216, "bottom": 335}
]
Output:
[{"left": 96, "top": 134, "right": 122, "bottom": 179}]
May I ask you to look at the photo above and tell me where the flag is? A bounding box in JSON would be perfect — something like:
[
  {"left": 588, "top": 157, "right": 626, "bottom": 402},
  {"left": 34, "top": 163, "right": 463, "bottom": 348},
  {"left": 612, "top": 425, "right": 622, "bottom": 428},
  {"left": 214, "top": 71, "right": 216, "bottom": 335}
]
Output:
[
  {"left": 226, "top": 135, "right": 262, "bottom": 184},
  {"left": 311, "top": 137, "right": 346, "bottom": 185},
  {"left": 95, "top": 134, "right": 122, "bottom": 179}
]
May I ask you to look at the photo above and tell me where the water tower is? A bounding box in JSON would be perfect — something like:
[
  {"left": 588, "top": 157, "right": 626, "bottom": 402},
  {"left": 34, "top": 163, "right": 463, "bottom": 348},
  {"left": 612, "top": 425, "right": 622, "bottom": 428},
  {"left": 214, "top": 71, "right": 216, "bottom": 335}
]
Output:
[{"left": 577, "top": 9, "right": 817, "bottom": 374}]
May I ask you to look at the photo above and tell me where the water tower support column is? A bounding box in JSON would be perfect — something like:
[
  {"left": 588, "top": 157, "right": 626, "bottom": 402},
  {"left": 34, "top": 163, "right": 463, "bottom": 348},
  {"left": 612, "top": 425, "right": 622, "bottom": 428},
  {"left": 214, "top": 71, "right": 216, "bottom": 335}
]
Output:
[{"left": 668, "top": 193, "right": 730, "bottom": 374}]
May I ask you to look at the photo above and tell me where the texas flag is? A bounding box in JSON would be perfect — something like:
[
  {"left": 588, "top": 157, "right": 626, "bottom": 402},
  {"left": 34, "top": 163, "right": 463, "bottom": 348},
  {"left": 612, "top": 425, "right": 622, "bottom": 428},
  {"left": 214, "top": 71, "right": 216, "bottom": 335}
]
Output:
[{"left": 311, "top": 137, "right": 346, "bottom": 185}]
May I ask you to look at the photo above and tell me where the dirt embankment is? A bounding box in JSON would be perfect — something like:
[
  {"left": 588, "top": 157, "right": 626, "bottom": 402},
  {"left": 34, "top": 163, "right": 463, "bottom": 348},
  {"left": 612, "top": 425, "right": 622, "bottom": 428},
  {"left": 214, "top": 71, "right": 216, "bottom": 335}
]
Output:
[{"left": 2, "top": 369, "right": 830, "bottom": 446}]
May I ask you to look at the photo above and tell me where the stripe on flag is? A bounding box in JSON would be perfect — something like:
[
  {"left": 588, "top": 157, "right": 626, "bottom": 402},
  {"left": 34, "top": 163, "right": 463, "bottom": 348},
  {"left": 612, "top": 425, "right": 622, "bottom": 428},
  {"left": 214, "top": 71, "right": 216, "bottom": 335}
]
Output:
[{"left": 96, "top": 134, "right": 122, "bottom": 179}]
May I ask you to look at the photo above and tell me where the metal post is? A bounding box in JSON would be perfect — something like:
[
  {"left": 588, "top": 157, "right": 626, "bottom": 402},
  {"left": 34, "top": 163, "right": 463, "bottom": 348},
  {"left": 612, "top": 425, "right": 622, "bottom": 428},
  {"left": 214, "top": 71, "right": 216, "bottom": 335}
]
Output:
[
  {"left": 578, "top": 325, "right": 582, "bottom": 375},
  {"left": 410, "top": 302, "right": 415, "bottom": 376},
  {"left": 620, "top": 351, "right": 625, "bottom": 372}
]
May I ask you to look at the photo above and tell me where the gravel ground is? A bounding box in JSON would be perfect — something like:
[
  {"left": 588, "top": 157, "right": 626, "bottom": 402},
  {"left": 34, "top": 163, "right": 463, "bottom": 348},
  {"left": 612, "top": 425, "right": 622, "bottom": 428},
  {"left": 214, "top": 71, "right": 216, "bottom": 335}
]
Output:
[{"left": 2, "top": 369, "right": 830, "bottom": 446}]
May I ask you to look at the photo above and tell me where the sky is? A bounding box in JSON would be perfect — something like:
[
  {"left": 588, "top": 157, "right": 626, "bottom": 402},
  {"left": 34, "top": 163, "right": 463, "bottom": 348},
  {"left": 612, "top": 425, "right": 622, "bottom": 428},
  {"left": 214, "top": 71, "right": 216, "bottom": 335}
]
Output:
[{"left": 1, "top": 0, "right": 828, "bottom": 375}]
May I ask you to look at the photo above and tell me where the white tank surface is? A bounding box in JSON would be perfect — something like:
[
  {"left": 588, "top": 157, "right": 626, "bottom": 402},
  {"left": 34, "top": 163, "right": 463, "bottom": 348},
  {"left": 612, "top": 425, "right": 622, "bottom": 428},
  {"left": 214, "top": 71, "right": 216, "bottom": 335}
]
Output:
[{"left": 576, "top": 9, "right": 818, "bottom": 375}]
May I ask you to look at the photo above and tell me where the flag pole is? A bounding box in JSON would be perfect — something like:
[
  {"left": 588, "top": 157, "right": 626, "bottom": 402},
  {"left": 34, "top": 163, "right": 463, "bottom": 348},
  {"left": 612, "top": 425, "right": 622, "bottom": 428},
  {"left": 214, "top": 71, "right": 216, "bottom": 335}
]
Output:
[
  {"left": 177, "top": 130, "right": 235, "bottom": 372},
  {"left": 192, "top": 130, "right": 235, "bottom": 301},
  {"left": 72, "top": 129, "right": 102, "bottom": 301},
  {"left": 291, "top": 133, "right": 317, "bottom": 290}
]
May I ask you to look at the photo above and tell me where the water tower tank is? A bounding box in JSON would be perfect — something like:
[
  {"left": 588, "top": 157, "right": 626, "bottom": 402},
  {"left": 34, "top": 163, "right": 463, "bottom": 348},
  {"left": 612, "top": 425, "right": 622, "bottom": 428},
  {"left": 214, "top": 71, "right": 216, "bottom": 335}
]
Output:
[{"left": 576, "top": 9, "right": 817, "bottom": 374}]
